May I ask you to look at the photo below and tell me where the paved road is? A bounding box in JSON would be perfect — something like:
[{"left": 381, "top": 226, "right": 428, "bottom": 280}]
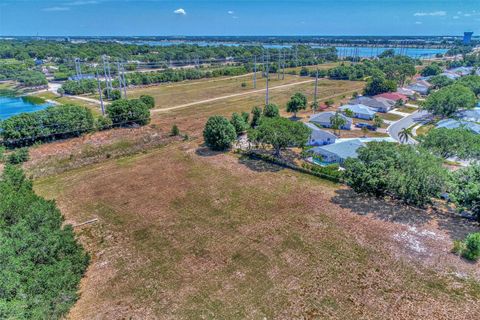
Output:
[{"left": 387, "top": 110, "right": 430, "bottom": 144}]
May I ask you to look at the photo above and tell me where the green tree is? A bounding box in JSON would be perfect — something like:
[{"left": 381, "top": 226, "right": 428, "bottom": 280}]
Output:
[
  {"left": 286, "top": 92, "right": 307, "bottom": 118},
  {"left": 106, "top": 98, "right": 150, "bottom": 126},
  {"left": 450, "top": 165, "right": 480, "bottom": 221},
  {"left": 0, "top": 165, "right": 89, "bottom": 319},
  {"left": 203, "top": 116, "right": 237, "bottom": 150},
  {"left": 170, "top": 124, "right": 180, "bottom": 136},
  {"left": 418, "top": 128, "right": 480, "bottom": 159},
  {"left": 422, "top": 84, "right": 476, "bottom": 118},
  {"left": 230, "top": 112, "right": 248, "bottom": 135},
  {"left": 311, "top": 101, "right": 319, "bottom": 114},
  {"left": 428, "top": 75, "right": 454, "bottom": 89},
  {"left": 363, "top": 75, "right": 397, "bottom": 96},
  {"left": 263, "top": 103, "right": 280, "bottom": 118},
  {"left": 463, "top": 233, "right": 480, "bottom": 261},
  {"left": 241, "top": 111, "right": 250, "bottom": 124},
  {"left": 343, "top": 142, "right": 447, "bottom": 206},
  {"left": 250, "top": 106, "right": 262, "bottom": 128},
  {"left": 342, "top": 108, "right": 354, "bottom": 118},
  {"left": 330, "top": 111, "right": 347, "bottom": 137},
  {"left": 398, "top": 127, "right": 413, "bottom": 143},
  {"left": 251, "top": 117, "right": 311, "bottom": 156},
  {"left": 420, "top": 63, "right": 442, "bottom": 77},
  {"left": 373, "top": 115, "right": 384, "bottom": 128},
  {"left": 458, "top": 75, "right": 480, "bottom": 96},
  {"left": 57, "top": 87, "right": 65, "bottom": 97},
  {"left": 139, "top": 95, "right": 155, "bottom": 109}
]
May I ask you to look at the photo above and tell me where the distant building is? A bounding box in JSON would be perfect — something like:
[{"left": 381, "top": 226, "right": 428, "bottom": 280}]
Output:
[
  {"left": 68, "top": 74, "right": 95, "bottom": 81},
  {"left": 309, "top": 112, "right": 352, "bottom": 130},
  {"left": 374, "top": 92, "right": 409, "bottom": 104},
  {"left": 436, "top": 119, "right": 480, "bottom": 135},
  {"left": 463, "top": 32, "right": 473, "bottom": 45}
]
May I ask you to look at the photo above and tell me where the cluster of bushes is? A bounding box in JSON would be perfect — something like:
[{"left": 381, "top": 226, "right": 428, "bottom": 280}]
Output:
[
  {"left": 0, "top": 165, "right": 89, "bottom": 318},
  {"left": 62, "top": 79, "right": 98, "bottom": 95},
  {"left": 0, "top": 95, "right": 154, "bottom": 148},
  {"left": 126, "top": 66, "right": 248, "bottom": 86},
  {"left": 302, "top": 162, "right": 342, "bottom": 182},
  {"left": 0, "top": 104, "right": 95, "bottom": 147}
]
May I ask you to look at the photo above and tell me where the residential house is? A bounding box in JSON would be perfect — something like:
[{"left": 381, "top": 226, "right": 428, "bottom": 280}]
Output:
[
  {"left": 310, "top": 112, "right": 352, "bottom": 130},
  {"left": 339, "top": 104, "right": 376, "bottom": 120},
  {"left": 310, "top": 137, "right": 396, "bottom": 165},
  {"left": 440, "top": 71, "right": 461, "bottom": 80},
  {"left": 436, "top": 119, "right": 480, "bottom": 134},
  {"left": 407, "top": 83, "right": 429, "bottom": 95},
  {"left": 349, "top": 96, "right": 392, "bottom": 113},
  {"left": 457, "top": 108, "right": 480, "bottom": 122},
  {"left": 374, "top": 92, "right": 409, "bottom": 105},
  {"left": 397, "top": 87, "right": 416, "bottom": 98},
  {"left": 449, "top": 66, "right": 474, "bottom": 77},
  {"left": 304, "top": 123, "right": 337, "bottom": 146}
]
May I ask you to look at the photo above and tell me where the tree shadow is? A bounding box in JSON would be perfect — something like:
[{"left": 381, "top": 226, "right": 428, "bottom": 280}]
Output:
[
  {"left": 237, "top": 155, "right": 283, "bottom": 173},
  {"left": 331, "top": 189, "right": 479, "bottom": 240},
  {"left": 195, "top": 146, "right": 226, "bottom": 157}
]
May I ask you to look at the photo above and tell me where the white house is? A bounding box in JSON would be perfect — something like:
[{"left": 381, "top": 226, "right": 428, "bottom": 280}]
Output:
[
  {"left": 309, "top": 112, "right": 352, "bottom": 130},
  {"left": 339, "top": 104, "right": 376, "bottom": 120},
  {"left": 304, "top": 122, "right": 337, "bottom": 146}
]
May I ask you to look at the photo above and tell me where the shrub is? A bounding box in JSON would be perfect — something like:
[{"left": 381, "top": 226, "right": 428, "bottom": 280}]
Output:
[
  {"left": 170, "top": 124, "right": 180, "bottom": 136},
  {"left": 462, "top": 233, "right": 480, "bottom": 261},
  {"left": 7, "top": 148, "right": 29, "bottom": 164},
  {"left": 106, "top": 98, "right": 150, "bottom": 127},
  {"left": 230, "top": 112, "right": 248, "bottom": 135},
  {"left": 0, "top": 104, "right": 95, "bottom": 147},
  {"left": 203, "top": 116, "right": 237, "bottom": 150},
  {"left": 241, "top": 82, "right": 247, "bottom": 88},
  {"left": 263, "top": 103, "right": 280, "bottom": 118},
  {"left": 250, "top": 106, "right": 262, "bottom": 128},
  {"left": 95, "top": 116, "right": 113, "bottom": 131},
  {"left": 110, "top": 89, "right": 122, "bottom": 101},
  {"left": 139, "top": 95, "right": 155, "bottom": 109},
  {"left": 241, "top": 111, "right": 250, "bottom": 124}
]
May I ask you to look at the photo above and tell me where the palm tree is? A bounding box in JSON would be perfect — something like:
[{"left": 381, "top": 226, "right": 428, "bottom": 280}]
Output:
[
  {"left": 399, "top": 127, "right": 413, "bottom": 143},
  {"left": 330, "top": 112, "right": 347, "bottom": 137}
]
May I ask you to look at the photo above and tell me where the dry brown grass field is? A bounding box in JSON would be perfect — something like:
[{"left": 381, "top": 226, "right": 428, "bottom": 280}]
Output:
[
  {"left": 24, "top": 72, "right": 480, "bottom": 319},
  {"left": 34, "top": 142, "right": 480, "bottom": 319}
]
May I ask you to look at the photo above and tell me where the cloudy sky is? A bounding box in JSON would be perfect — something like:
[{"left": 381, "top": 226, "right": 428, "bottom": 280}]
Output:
[{"left": 0, "top": 0, "right": 478, "bottom": 36}]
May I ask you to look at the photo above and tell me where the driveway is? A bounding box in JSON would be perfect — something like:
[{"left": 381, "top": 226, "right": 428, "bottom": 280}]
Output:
[{"left": 387, "top": 110, "right": 430, "bottom": 144}]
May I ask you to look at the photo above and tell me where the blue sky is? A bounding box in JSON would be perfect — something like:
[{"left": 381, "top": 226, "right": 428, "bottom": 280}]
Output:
[{"left": 0, "top": 0, "right": 479, "bottom": 36}]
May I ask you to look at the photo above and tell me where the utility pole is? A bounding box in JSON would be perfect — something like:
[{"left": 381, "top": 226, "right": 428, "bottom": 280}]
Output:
[
  {"left": 74, "top": 58, "right": 82, "bottom": 81},
  {"left": 265, "top": 53, "right": 269, "bottom": 105},
  {"left": 95, "top": 69, "right": 105, "bottom": 115},
  {"left": 277, "top": 51, "right": 281, "bottom": 80},
  {"left": 102, "top": 55, "right": 111, "bottom": 100},
  {"left": 121, "top": 62, "right": 127, "bottom": 98},
  {"left": 282, "top": 49, "right": 285, "bottom": 80},
  {"left": 253, "top": 55, "right": 257, "bottom": 89},
  {"left": 314, "top": 68, "right": 318, "bottom": 106},
  {"left": 116, "top": 61, "right": 123, "bottom": 95}
]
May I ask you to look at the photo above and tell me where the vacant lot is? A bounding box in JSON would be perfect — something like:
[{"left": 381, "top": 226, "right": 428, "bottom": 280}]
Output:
[{"left": 34, "top": 142, "right": 480, "bottom": 319}]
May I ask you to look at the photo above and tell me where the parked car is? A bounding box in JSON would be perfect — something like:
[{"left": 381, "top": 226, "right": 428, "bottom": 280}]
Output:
[{"left": 355, "top": 122, "right": 377, "bottom": 131}]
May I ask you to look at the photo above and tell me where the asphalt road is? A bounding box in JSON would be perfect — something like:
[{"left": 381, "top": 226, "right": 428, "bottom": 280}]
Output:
[{"left": 387, "top": 110, "right": 430, "bottom": 144}]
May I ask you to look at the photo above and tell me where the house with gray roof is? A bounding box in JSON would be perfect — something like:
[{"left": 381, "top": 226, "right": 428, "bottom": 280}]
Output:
[
  {"left": 407, "top": 83, "right": 429, "bottom": 95},
  {"left": 436, "top": 119, "right": 480, "bottom": 134},
  {"left": 339, "top": 104, "right": 376, "bottom": 120},
  {"left": 349, "top": 96, "right": 392, "bottom": 113},
  {"left": 310, "top": 137, "right": 396, "bottom": 165},
  {"left": 310, "top": 112, "right": 352, "bottom": 130},
  {"left": 457, "top": 108, "right": 480, "bottom": 123},
  {"left": 304, "top": 123, "right": 337, "bottom": 146}
]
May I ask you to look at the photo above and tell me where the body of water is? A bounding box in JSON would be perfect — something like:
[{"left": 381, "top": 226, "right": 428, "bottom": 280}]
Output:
[
  {"left": 0, "top": 96, "right": 52, "bottom": 120},
  {"left": 120, "top": 40, "right": 448, "bottom": 58}
]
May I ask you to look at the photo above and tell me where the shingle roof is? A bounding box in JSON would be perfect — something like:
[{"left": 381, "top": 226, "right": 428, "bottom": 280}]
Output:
[
  {"left": 311, "top": 139, "right": 364, "bottom": 160},
  {"left": 310, "top": 111, "right": 351, "bottom": 123},
  {"left": 436, "top": 119, "right": 480, "bottom": 134},
  {"left": 350, "top": 97, "right": 388, "bottom": 109},
  {"left": 339, "top": 104, "right": 376, "bottom": 116},
  {"left": 374, "top": 92, "right": 408, "bottom": 102}
]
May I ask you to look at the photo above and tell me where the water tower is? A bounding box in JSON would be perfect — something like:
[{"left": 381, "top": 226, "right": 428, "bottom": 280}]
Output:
[{"left": 463, "top": 32, "right": 473, "bottom": 45}]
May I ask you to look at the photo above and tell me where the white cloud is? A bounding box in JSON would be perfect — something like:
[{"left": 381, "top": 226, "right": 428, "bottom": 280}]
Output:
[
  {"left": 453, "top": 15, "right": 460, "bottom": 19},
  {"left": 228, "top": 10, "right": 234, "bottom": 15},
  {"left": 174, "top": 8, "right": 186, "bottom": 15},
  {"left": 413, "top": 11, "right": 446, "bottom": 17},
  {"left": 415, "top": 21, "right": 423, "bottom": 25},
  {"left": 42, "top": 6, "right": 70, "bottom": 11}
]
